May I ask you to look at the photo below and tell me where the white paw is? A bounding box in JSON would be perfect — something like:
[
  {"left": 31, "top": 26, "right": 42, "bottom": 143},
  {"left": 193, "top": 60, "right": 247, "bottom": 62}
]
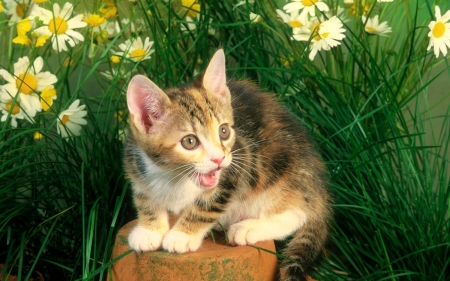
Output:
[
  {"left": 162, "top": 230, "right": 203, "bottom": 253},
  {"left": 128, "top": 225, "right": 164, "bottom": 252},
  {"left": 228, "top": 220, "right": 265, "bottom": 246}
]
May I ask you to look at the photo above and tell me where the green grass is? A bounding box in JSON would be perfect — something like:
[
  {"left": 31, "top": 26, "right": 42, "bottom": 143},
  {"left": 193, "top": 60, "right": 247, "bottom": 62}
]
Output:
[{"left": 1, "top": 0, "right": 449, "bottom": 280}]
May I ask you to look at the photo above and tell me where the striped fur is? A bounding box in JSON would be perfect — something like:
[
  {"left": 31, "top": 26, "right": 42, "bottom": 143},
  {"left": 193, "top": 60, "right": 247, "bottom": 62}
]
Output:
[{"left": 124, "top": 50, "right": 331, "bottom": 281}]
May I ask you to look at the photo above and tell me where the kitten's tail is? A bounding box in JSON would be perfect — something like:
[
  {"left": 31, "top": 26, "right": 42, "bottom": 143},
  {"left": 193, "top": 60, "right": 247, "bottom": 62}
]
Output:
[{"left": 280, "top": 214, "right": 329, "bottom": 281}]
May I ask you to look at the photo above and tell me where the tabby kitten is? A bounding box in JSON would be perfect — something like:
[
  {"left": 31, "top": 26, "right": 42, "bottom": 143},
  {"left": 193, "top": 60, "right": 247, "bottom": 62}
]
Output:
[{"left": 124, "top": 49, "right": 331, "bottom": 281}]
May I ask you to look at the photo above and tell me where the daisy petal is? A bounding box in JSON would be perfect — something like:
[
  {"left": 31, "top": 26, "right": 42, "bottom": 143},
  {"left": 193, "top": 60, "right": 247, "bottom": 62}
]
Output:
[
  {"left": 65, "top": 29, "right": 85, "bottom": 42},
  {"left": 59, "top": 3, "right": 74, "bottom": 20},
  {"left": 67, "top": 14, "right": 88, "bottom": 29},
  {"left": 14, "top": 56, "right": 30, "bottom": 75},
  {"left": 32, "top": 57, "right": 44, "bottom": 74},
  {"left": 0, "top": 84, "right": 20, "bottom": 100},
  {"left": 53, "top": 3, "right": 61, "bottom": 18},
  {"left": 0, "top": 70, "right": 15, "bottom": 84},
  {"left": 35, "top": 72, "right": 58, "bottom": 91}
]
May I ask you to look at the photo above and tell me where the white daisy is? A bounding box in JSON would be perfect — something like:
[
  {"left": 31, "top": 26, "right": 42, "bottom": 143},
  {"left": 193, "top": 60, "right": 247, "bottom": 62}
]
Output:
[
  {"left": 100, "top": 70, "right": 117, "bottom": 81},
  {"left": 293, "top": 16, "right": 346, "bottom": 60},
  {"left": 292, "top": 17, "right": 317, "bottom": 42},
  {"left": 181, "top": 15, "right": 197, "bottom": 32},
  {"left": 362, "top": 15, "right": 392, "bottom": 36},
  {"left": 30, "top": 2, "right": 87, "bottom": 52},
  {"left": 57, "top": 99, "right": 87, "bottom": 138},
  {"left": 3, "top": 0, "right": 36, "bottom": 25},
  {"left": 0, "top": 56, "right": 57, "bottom": 118},
  {"left": 116, "top": 37, "right": 155, "bottom": 62},
  {"left": 0, "top": 98, "right": 26, "bottom": 127},
  {"left": 249, "top": 12, "right": 261, "bottom": 23},
  {"left": 180, "top": 15, "right": 216, "bottom": 35},
  {"left": 114, "top": 18, "right": 141, "bottom": 35},
  {"left": 95, "top": 20, "right": 117, "bottom": 39},
  {"left": 377, "top": 0, "right": 394, "bottom": 2},
  {"left": 427, "top": 6, "right": 450, "bottom": 58},
  {"left": 276, "top": 9, "right": 307, "bottom": 31},
  {"left": 283, "top": 0, "right": 329, "bottom": 18},
  {"left": 100, "top": 67, "right": 129, "bottom": 82}
]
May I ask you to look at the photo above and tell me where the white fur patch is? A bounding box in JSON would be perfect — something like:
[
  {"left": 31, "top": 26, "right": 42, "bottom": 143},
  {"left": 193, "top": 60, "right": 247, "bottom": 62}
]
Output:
[
  {"left": 128, "top": 225, "right": 164, "bottom": 252},
  {"left": 135, "top": 147, "right": 202, "bottom": 214},
  {"left": 218, "top": 189, "right": 299, "bottom": 228},
  {"left": 162, "top": 230, "right": 204, "bottom": 253},
  {"left": 227, "top": 210, "right": 307, "bottom": 245}
]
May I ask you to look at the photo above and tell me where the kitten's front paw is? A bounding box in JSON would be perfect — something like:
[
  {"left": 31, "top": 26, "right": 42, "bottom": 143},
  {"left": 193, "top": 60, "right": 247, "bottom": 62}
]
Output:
[
  {"left": 128, "top": 225, "right": 164, "bottom": 252},
  {"left": 228, "top": 220, "right": 265, "bottom": 246},
  {"left": 162, "top": 230, "right": 203, "bottom": 253}
]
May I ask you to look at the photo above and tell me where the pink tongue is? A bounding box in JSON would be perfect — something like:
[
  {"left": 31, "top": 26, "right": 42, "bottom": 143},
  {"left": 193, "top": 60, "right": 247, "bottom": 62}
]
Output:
[{"left": 199, "top": 170, "right": 218, "bottom": 188}]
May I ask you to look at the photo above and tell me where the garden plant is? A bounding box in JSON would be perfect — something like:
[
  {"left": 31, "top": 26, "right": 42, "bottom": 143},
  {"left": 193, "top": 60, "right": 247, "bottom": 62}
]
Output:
[{"left": 0, "top": 0, "right": 449, "bottom": 280}]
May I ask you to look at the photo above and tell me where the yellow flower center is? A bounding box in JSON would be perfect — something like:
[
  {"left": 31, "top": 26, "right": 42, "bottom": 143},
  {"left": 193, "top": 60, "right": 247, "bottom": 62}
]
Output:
[
  {"left": 48, "top": 17, "right": 68, "bottom": 35},
  {"left": 6, "top": 101, "right": 21, "bottom": 115},
  {"left": 302, "top": 0, "right": 318, "bottom": 7},
  {"left": 350, "top": 2, "right": 371, "bottom": 16},
  {"left": 16, "top": 73, "right": 37, "bottom": 95},
  {"left": 366, "top": 26, "right": 376, "bottom": 33},
  {"left": 60, "top": 115, "right": 70, "bottom": 125},
  {"left": 321, "top": 32, "right": 329, "bottom": 38},
  {"left": 130, "top": 49, "right": 146, "bottom": 61},
  {"left": 433, "top": 22, "right": 445, "bottom": 38},
  {"left": 289, "top": 20, "right": 303, "bottom": 28},
  {"left": 16, "top": 4, "right": 27, "bottom": 18},
  {"left": 312, "top": 22, "right": 321, "bottom": 40}
]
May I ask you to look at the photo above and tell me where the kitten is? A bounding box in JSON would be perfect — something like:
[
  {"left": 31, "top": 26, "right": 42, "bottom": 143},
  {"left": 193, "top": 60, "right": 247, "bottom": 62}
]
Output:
[{"left": 124, "top": 49, "right": 331, "bottom": 281}]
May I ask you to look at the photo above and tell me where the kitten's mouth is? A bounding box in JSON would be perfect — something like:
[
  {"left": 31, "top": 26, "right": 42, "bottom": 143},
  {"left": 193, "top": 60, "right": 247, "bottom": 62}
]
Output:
[{"left": 197, "top": 168, "right": 221, "bottom": 188}]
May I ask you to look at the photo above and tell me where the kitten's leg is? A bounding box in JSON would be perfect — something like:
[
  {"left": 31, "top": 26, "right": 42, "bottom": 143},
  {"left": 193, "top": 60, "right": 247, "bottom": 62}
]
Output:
[
  {"left": 228, "top": 210, "right": 306, "bottom": 246},
  {"left": 128, "top": 193, "right": 169, "bottom": 251},
  {"left": 162, "top": 191, "right": 228, "bottom": 253}
]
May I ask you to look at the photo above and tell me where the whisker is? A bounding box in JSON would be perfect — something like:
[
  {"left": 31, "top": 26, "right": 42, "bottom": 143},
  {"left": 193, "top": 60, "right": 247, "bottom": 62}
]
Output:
[
  {"left": 153, "top": 164, "right": 194, "bottom": 199},
  {"left": 231, "top": 139, "right": 270, "bottom": 154},
  {"left": 232, "top": 152, "right": 297, "bottom": 177},
  {"left": 229, "top": 160, "right": 258, "bottom": 184}
]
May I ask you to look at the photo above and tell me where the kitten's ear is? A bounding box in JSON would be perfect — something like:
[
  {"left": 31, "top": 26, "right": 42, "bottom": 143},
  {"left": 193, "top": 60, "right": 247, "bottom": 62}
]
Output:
[
  {"left": 127, "top": 75, "right": 170, "bottom": 134},
  {"left": 203, "top": 49, "right": 231, "bottom": 103}
]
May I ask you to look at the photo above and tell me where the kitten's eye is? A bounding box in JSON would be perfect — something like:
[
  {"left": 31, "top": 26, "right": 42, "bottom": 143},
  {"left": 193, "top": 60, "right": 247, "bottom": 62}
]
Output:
[
  {"left": 181, "top": 135, "right": 199, "bottom": 150},
  {"left": 219, "top": 124, "right": 230, "bottom": 140}
]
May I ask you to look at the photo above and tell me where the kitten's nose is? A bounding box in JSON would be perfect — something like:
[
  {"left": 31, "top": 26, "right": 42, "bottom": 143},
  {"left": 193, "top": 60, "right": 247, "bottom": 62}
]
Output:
[{"left": 211, "top": 157, "right": 224, "bottom": 166}]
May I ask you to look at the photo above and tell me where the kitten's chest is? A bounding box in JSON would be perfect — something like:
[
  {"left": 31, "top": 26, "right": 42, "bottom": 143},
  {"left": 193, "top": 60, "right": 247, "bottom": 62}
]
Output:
[{"left": 133, "top": 148, "right": 201, "bottom": 214}]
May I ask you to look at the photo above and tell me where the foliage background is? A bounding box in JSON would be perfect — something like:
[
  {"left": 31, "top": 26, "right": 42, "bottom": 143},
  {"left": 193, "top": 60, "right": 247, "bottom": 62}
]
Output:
[{"left": 0, "top": 0, "right": 449, "bottom": 280}]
